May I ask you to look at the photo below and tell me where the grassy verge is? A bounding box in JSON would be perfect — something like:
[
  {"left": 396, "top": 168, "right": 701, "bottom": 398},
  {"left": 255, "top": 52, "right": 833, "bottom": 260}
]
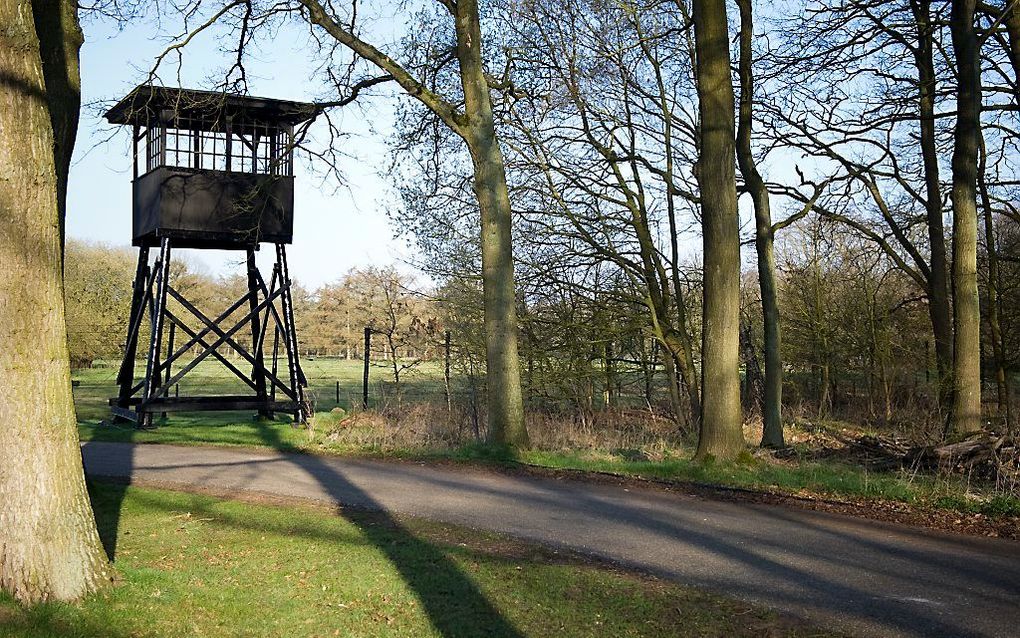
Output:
[
  {"left": 0, "top": 483, "right": 823, "bottom": 638},
  {"left": 78, "top": 413, "right": 1020, "bottom": 519},
  {"left": 512, "top": 448, "right": 1020, "bottom": 517}
]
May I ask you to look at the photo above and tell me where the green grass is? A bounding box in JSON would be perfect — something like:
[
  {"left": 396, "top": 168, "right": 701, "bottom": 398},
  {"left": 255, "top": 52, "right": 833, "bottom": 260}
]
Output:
[
  {"left": 0, "top": 484, "right": 824, "bottom": 637},
  {"left": 431, "top": 443, "right": 1016, "bottom": 517},
  {"left": 516, "top": 450, "right": 968, "bottom": 507},
  {"left": 72, "top": 358, "right": 445, "bottom": 422}
]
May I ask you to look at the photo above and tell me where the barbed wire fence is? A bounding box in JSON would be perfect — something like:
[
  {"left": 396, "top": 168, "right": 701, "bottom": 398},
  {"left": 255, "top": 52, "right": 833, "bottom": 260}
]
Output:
[
  {"left": 69, "top": 321, "right": 682, "bottom": 422},
  {"left": 72, "top": 320, "right": 1014, "bottom": 441}
]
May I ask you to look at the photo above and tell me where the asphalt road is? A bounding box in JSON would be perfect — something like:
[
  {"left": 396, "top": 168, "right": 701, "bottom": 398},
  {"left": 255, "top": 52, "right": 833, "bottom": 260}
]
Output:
[{"left": 81, "top": 441, "right": 1020, "bottom": 637}]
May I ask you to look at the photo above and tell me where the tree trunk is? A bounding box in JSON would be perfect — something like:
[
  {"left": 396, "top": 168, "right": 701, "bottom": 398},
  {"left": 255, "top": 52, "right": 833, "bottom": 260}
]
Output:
[
  {"left": 735, "top": 0, "right": 783, "bottom": 448},
  {"left": 641, "top": 338, "right": 655, "bottom": 409},
  {"left": 664, "top": 332, "right": 701, "bottom": 426},
  {"left": 0, "top": 0, "right": 109, "bottom": 603},
  {"left": 454, "top": 0, "right": 528, "bottom": 448},
  {"left": 979, "top": 135, "right": 1012, "bottom": 428},
  {"left": 949, "top": 0, "right": 983, "bottom": 435},
  {"left": 31, "top": 0, "right": 82, "bottom": 257},
  {"left": 739, "top": 320, "right": 766, "bottom": 415},
  {"left": 693, "top": 0, "right": 744, "bottom": 460},
  {"left": 912, "top": 0, "right": 954, "bottom": 413},
  {"left": 662, "top": 351, "right": 686, "bottom": 428},
  {"left": 299, "top": 0, "right": 528, "bottom": 446},
  {"left": 604, "top": 341, "right": 615, "bottom": 408},
  {"left": 642, "top": 27, "right": 703, "bottom": 427}
]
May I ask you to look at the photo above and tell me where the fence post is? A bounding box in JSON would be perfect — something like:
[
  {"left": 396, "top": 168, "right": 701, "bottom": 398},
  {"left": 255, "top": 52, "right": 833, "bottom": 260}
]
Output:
[
  {"left": 363, "top": 327, "right": 371, "bottom": 409},
  {"left": 444, "top": 330, "right": 452, "bottom": 413},
  {"left": 336, "top": 380, "right": 340, "bottom": 405}
]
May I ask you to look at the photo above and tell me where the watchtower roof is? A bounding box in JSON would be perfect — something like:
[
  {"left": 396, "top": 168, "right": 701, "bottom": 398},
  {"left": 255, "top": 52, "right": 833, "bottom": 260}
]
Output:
[{"left": 104, "top": 85, "right": 320, "bottom": 129}]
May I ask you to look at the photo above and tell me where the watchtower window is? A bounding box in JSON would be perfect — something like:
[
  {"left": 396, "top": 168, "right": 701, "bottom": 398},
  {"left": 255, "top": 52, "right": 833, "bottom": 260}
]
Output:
[{"left": 138, "top": 121, "right": 294, "bottom": 177}]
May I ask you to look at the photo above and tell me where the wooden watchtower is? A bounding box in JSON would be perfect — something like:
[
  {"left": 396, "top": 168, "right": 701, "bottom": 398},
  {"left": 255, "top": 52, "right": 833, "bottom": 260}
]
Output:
[{"left": 105, "top": 85, "right": 318, "bottom": 426}]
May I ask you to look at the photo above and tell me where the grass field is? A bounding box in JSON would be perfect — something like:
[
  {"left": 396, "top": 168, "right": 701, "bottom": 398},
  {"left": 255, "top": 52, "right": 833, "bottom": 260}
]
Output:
[
  {"left": 0, "top": 483, "right": 825, "bottom": 638},
  {"left": 72, "top": 358, "right": 438, "bottom": 420},
  {"left": 73, "top": 359, "right": 1020, "bottom": 519}
]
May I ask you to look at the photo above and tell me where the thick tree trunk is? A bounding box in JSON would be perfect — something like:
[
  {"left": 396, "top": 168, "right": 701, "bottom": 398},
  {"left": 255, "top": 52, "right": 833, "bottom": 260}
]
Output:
[
  {"left": 455, "top": 0, "right": 528, "bottom": 448},
  {"left": 949, "top": 0, "right": 983, "bottom": 435},
  {"left": 693, "top": 0, "right": 744, "bottom": 460},
  {"left": 912, "top": 0, "right": 954, "bottom": 413},
  {"left": 31, "top": 0, "right": 82, "bottom": 256},
  {"left": 0, "top": 0, "right": 109, "bottom": 603},
  {"left": 735, "top": 0, "right": 783, "bottom": 448}
]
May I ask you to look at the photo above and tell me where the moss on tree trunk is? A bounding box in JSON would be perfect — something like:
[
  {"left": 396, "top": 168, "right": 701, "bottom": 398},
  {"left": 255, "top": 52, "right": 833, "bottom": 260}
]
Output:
[
  {"left": 949, "top": 0, "right": 983, "bottom": 435},
  {"left": 693, "top": 0, "right": 744, "bottom": 460},
  {"left": 0, "top": 0, "right": 109, "bottom": 604},
  {"left": 454, "top": 0, "right": 528, "bottom": 448}
]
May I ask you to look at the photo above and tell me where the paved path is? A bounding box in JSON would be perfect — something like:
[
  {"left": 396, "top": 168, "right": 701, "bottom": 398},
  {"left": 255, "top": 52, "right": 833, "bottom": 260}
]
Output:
[{"left": 82, "top": 442, "right": 1020, "bottom": 637}]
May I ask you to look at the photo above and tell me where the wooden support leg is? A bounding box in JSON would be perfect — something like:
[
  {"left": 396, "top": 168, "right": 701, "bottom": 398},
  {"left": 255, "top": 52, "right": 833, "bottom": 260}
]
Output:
[
  {"left": 269, "top": 327, "right": 280, "bottom": 420},
  {"left": 141, "top": 237, "right": 171, "bottom": 428},
  {"left": 114, "top": 246, "right": 150, "bottom": 418},
  {"left": 247, "top": 249, "right": 271, "bottom": 418},
  {"left": 160, "top": 322, "right": 176, "bottom": 420},
  {"left": 275, "top": 243, "right": 307, "bottom": 423}
]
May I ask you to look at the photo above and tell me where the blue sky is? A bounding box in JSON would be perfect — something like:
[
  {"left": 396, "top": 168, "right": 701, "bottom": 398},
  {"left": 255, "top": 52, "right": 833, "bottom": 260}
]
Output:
[
  {"left": 69, "top": 7, "right": 775, "bottom": 292},
  {"left": 69, "top": 12, "right": 412, "bottom": 289}
]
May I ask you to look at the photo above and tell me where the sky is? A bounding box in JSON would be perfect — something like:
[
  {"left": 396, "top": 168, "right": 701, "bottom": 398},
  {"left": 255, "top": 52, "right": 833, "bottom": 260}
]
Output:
[
  {"left": 68, "top": 7, "right": 775, "bottom": 293},
  {"left": 68, "top": 11, "right": 413, "bottom": 289}
]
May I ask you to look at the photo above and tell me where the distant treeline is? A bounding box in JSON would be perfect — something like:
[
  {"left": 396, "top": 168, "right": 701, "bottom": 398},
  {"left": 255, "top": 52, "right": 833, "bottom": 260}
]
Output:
[{"left": 65, "top": 229, "right": 1020, "bottom": 434}]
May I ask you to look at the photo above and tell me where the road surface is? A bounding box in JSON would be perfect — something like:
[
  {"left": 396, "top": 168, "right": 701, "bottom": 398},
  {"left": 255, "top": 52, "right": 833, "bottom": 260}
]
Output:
[{"left": 81, "top": 441, "right": 1020, "bottom": 637}]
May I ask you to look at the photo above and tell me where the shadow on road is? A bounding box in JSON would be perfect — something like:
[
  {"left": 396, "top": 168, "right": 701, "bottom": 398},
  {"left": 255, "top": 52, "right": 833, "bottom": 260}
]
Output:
[{"left": 87, "top": 418, "right": 524, "bottom": 638}]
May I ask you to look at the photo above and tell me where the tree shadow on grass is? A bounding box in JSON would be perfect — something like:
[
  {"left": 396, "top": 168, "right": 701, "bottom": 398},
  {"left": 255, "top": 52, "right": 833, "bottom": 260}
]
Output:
[
  {"left": 88, "top": 475, "right": 130, "bottom": 562},
  {"left": 84, "top": 422, "right": 135, "bottom": 562},
  {"left": 248, "top": 418, "right": 525, "bottom": 638}
]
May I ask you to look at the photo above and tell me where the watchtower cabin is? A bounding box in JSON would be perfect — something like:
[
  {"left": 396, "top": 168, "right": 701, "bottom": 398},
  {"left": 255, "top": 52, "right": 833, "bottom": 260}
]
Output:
[{"left": 105, "top": 85, "right": 319, "bottom": 426}]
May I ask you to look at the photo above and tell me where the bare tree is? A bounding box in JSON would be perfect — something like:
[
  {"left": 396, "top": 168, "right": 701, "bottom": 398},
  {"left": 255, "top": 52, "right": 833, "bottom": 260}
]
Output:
[
  {"left": 736, "top": 0, "right": 781, "bottom": 447},
  {"left": 141, "top": 0, "right": 530, "bottom": 447},
  {"left": 769, "top": 0, "right": 956, "bottom": 416},
  {"left": 949, "top": 0, "right": 984, "bottom": 434},
  {"left": 692, "top": 0, "right": 744, "bottom": 459},
  {"left": 489, "top": 0, "right": 703, "bottom": 427}
]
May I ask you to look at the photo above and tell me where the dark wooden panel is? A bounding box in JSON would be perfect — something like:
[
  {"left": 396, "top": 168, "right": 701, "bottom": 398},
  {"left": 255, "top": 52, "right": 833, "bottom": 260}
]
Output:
[
  {"left": 132, "top": 167, "right": 294, "bottom": 248},
  {"left": 109, "top": 395, "right": 300, "bottom": 413}
]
